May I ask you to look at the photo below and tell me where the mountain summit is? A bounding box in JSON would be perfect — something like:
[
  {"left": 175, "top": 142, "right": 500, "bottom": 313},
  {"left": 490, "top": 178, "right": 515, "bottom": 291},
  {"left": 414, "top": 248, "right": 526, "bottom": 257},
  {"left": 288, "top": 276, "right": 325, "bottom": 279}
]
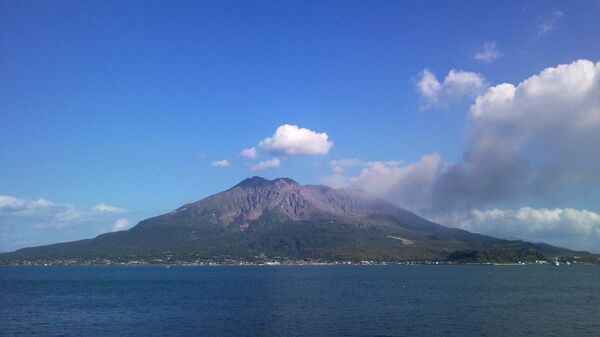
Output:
[
  {"left": 0, "top": 177, "right": 588, "bottom": 264},
  {"left": 160, "top": 176, "right": 404, "bottom": 232}
]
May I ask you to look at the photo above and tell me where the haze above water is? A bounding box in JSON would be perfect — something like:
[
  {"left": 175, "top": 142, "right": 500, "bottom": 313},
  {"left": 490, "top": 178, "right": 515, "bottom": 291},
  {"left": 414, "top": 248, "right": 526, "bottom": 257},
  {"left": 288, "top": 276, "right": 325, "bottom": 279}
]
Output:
[{"left": 2, "top": 265, "right": 599, "bottom": 337}]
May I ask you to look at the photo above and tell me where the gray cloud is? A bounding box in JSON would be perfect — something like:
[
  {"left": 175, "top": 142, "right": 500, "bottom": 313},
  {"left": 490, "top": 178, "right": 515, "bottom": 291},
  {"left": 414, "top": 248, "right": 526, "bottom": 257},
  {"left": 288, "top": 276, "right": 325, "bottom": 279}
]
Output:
[
  {"left": 433, "top": 59, "right": 600, "bottom": 212},
  {"left": 332, "top": 60, "right": 600, "bottom": 252},
  {"left": 348, "top": 155, "right": 443, "bottom": 212},
  {"left": 325, "top": 60, "right": 600, "bottom": 250}
]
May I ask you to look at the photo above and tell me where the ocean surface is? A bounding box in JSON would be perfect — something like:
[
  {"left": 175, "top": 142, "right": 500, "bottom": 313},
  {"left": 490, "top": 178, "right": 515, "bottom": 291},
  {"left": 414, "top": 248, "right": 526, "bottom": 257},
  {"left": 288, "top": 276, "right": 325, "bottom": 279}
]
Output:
[{"left": 1, "top": 265, "right": 599, "bottom": 337}]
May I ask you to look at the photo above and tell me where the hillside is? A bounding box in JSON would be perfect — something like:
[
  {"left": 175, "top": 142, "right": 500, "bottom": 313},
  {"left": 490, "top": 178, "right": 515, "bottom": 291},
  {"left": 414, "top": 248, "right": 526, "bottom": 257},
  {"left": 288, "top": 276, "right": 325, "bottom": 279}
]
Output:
[{"left": 0, "top": 177, "right": 592, "bottom": 264}]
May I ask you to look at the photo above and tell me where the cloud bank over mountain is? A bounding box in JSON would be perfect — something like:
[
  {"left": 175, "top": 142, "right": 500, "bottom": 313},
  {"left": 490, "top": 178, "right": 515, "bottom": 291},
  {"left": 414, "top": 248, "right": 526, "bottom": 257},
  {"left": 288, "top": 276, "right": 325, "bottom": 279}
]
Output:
[
  {"left": 350, "top": 60, "right": 600, "bottom": 212},
  {"left": 326, "top": 59, "right": 600, "bottom": 251},
  {"left": 433, "top": 59, "right": 600, "bottom": 212}
]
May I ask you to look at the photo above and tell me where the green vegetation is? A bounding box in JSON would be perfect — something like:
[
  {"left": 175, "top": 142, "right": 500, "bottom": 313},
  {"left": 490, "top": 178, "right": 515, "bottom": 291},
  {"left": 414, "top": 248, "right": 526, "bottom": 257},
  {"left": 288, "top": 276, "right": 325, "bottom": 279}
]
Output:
[
  {"left": 1, "top": 177, "right": 596, "bottom": 265},
  {"left": 446, "top": 248, "right": 548, "bottom": 264}
]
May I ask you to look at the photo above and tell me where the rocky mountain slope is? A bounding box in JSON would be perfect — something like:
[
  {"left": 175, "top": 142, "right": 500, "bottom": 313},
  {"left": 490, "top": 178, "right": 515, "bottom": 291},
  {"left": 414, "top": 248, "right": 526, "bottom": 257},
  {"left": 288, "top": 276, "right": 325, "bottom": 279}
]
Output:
[{"left": 0, "top": 177, "right": 591, "bottom": 263}]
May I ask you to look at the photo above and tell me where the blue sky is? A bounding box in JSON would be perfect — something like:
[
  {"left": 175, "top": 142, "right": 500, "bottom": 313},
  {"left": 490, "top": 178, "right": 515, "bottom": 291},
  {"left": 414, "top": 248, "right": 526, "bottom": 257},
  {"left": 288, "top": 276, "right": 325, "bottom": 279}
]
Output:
[{"left": 2, "top": 0, "right": 600, "bottom": 252}]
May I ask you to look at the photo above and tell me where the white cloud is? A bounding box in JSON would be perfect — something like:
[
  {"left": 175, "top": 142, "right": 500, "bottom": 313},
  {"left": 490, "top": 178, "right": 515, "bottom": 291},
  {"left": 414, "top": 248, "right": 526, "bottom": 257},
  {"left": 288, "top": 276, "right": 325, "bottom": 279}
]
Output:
[
  {"left": 240, "top": 147, "right": 257, "bottom": 159},
  {"left": 211, "top": 159, "right": 230, "bottom": 168},
  {"left": 0, "top": 196, "right": 130, "bottom": 252},
  {"left": 0, "top": 196, "right": 129, "bottom": 225},
  {"left": 474, "top": 42, "right": 501, "bottom": 63},
  {"left": 94, "top": 203, "right": 128, "bottom": 213},
  {"left": 416, "top": 69, "right": 441, "bottom": 101},
  {"left": 444, "top": 70, "right": 486, "bottom": 96},
  {"left": 538, "top": 10, "right": 564, "bottom": 36},
  {"left": 53, "top": 208, "right": 87, "bottom": 224},
  {"left": 351, "top": 59, "right": 600, "bottom": 221},
  {"left": 0, "top": 196, "right": 54, "bottom": 214},
  {"left": 435, "top": 59, "right": 600, "bottom": 210},
  {"left": 258, "top": 124, "right": 333, "bottom": 156},
  {"left": 250, "top": 158, "right": 281, "bottom": 171},
  {"left": 112, "top": 218, "right": 131, "bottom": 231},
  {"left": 438, "top": 207, "right": 600, "bottom": 253},
  {"left": 416, "top": 69, "right": 486, "bottom": 107}
]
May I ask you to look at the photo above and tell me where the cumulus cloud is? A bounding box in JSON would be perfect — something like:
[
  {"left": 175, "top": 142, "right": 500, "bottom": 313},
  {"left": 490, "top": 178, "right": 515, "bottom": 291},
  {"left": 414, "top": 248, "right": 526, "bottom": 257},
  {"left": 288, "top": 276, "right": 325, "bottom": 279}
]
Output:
[
  {"left": 258, "top": 124, "right": 333, "bottom": 156},
  {"left": 240, "top": 124, "right": 333, "bottom": 171},
  {"left": 538, "top": 10, "right": 564, "bottom": 36},
  {"left": 327, "top": 59, "right": 600, "bottom": 251},
  {"left": 250, "top": 158, "right": 281, "bottom": 171},
  {"left": 240, "top": 147, "right": 257, "bottom": 159},
  {"left": 112, "top": 218, "right": 131, "bottom": 231},
  {"left": 211, "top": 159, "right": 230, "bottom": 168},
  {"left": 416, "top": 69, "right": 486, "bottom": 107},
  {"left": 349, "top": 59, "right": 600, "bottom": 219},
  {"left": 438, "top": 207, "right": 600, "bottom": 253},
  {"left": 433, "top": 59, "right": 600, "bottom": 211},
  {"left": 0, "top": 196, "right": 130, "bottom": 252},
  {"left": 474, "top": 42, "right": 501, "bottom": 63}
]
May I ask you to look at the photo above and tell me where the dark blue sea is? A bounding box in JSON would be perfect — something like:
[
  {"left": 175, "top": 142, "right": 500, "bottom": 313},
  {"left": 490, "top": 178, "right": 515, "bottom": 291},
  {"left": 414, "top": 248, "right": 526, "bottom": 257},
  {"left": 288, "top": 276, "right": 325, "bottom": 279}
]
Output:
[{"left": 1, "top": 265, "right": 599, "bottom": 337}]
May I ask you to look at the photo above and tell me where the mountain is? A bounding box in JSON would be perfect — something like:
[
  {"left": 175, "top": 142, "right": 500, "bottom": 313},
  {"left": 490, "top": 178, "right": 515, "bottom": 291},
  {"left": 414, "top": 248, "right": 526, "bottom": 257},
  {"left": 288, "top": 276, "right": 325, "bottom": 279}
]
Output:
[{"left": 0, "top": 177, "right": 593, "bottom": 264}]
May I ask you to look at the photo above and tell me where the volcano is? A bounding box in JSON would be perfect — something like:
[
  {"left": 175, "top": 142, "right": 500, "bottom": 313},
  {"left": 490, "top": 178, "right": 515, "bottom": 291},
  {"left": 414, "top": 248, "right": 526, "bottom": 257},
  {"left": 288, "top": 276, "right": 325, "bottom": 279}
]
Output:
[{"left": 0, "top": 177, "right": 589, "bottom": 264}]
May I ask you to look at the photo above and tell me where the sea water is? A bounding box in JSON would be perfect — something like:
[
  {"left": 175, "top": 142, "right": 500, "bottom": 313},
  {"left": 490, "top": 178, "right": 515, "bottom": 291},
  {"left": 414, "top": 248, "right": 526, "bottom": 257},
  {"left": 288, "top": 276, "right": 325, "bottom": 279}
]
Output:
[{"left": 1, "top": 265, "right": 599, "bottom": 336}]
